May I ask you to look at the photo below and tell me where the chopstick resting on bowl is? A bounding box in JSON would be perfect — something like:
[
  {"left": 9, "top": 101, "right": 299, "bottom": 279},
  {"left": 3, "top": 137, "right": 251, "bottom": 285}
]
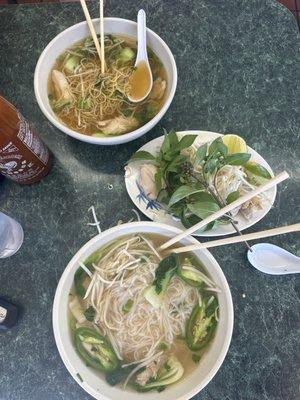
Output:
[
  {"left": 99, "top": 0, "right": 106, "bottom": 73},
  {"left": 160, "top": 171, "right": 289, "bottom": 250},
  {"left": 79, "top": 0, "right": 103, "bottom": 67},
  {"left": 172, "top": 223, "right": 300, "bottom": 253}
]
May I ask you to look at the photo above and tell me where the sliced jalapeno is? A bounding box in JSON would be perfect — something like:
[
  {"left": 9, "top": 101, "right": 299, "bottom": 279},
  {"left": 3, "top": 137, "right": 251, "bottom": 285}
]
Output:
[
  {"left": 186, "top": 297, "right": 218, "bottom": 351},
  {"left": 176, "top": 264, "right": 204, "bottom": 288},
  {"left": 74, "top": 327, "right": 119, "bottom": 372}
]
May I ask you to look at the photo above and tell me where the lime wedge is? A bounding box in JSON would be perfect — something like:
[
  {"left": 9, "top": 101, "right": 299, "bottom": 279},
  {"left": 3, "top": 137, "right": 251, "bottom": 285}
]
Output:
[{"left": 222, "top": 134, "right": 247, "bottom": 154}]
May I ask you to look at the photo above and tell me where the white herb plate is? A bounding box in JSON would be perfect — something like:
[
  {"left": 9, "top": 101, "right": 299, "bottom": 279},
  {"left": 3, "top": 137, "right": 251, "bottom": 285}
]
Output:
[{"left": 125, "top": 130, "right": 276, "bottom": 237}]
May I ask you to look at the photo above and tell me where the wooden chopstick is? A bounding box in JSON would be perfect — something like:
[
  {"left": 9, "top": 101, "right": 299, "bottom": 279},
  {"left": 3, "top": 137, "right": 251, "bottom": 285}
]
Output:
[
  {"left": 99, "top": 0, "right": 106, "bottom": 73},
  {"left": 79, "top": 0, "right": 102, "bottom": 64},
  {"left": 172, "top": 223, "right": 300, "bottom": 253},
  {"left": 160, "top": 171, "right": 289, "bottom": 250}
]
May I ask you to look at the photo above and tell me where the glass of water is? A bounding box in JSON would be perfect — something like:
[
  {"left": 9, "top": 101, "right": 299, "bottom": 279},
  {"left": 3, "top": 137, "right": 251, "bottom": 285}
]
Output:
[{"left": 0, "top": 212, "right": 24, "bottom": 258}]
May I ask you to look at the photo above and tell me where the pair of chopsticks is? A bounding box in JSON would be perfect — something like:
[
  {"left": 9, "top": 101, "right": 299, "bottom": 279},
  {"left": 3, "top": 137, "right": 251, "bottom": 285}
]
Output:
[
  {"left": 160, "top": 171, "right": 299, "bottom": 253},
  {"left": 79, "top": 0, "right": 106, "bottom": 73}
]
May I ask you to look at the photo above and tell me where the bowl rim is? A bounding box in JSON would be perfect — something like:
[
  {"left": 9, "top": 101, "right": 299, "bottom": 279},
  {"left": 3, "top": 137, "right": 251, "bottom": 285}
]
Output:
[
  {"left": 34, "top": 17, "right": 178, "bottom": 145},
  {"left": 52, "top": 221, "right": 234, "bottom": 400}
]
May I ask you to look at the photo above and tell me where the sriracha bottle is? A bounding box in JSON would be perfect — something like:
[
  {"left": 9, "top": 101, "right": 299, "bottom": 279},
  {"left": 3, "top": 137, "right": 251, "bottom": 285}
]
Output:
[{"left": 0, "top": 95, "right": 52, "bottom": 184}]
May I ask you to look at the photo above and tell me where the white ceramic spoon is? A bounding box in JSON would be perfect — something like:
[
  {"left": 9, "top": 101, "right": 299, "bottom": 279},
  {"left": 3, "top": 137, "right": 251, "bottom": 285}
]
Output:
[
  {"left": 128, "top": 9, "right": 153, "bottom": 102},
  {"left": 247, "top": 243, "right": 300, "bottom": 275}
]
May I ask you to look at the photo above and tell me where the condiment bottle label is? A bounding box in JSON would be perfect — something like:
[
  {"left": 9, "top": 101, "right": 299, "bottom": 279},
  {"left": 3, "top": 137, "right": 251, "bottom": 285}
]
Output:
[
  {"left": 17, "top": 112, "right": 49, "bottom": 165},
  {"left": 0, "top": 114, "right": 50, "bottom": 183}
]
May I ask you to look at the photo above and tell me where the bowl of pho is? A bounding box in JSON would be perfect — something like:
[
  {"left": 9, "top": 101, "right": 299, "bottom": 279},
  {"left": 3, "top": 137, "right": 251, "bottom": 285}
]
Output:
[
  {"left": 34, "top": 18, "right": 177, "bottom": 145},
  {"left": 53, "top": 222, "right": 233, "bottom": 400}
]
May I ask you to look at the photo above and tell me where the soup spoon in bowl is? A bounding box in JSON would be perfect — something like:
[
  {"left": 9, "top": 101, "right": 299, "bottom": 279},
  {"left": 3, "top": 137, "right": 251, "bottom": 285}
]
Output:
[{"left": 128, "top": 9, "right": 153, "bottom": 103}]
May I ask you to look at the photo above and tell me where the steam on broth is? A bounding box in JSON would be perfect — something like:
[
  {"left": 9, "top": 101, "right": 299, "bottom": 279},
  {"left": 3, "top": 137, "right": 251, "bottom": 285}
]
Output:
[
  {"left": 69, "top": 234, "right": 220, "bottom": 392},
  {"left": 48, "top": 35, "right": 167, "bottom": 136}
]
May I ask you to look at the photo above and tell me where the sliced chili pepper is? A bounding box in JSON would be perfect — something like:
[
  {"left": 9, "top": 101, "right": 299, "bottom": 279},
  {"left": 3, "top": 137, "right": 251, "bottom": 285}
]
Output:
[
  {"left": 186, "top": 297, "right": 218, "bottom": 351},
  {"left": 74, "top": 327, "right": 119, "bottom": 372},
  {"left": 176, "top": 264, "right": 204, "bottom": 288}
]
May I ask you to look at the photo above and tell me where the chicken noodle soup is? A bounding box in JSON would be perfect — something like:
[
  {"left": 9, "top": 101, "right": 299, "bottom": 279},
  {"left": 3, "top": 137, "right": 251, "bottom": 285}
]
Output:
[
  {"left": 69, "top": 234, "right": 219, "bottom": 392},
  {"left": 48, "top": 35, "right": 167, "bottom": 136}
]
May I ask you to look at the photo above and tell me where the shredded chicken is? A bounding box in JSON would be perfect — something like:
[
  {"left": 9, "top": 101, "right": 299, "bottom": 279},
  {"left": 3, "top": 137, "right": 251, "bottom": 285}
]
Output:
[
  {"left": 135, "top": 355, "right": 167, "bottom": 386},
  {"left": 150, "top": 77, "right": 166, "bottom": 100},
  {"left": 97, "top": 115, "right": 138, "bottom": 135},
  {"left": 140, "top": 164, "right": 158, "bottom": 199},
  {"left": 51, "top": 70, "right": 73, "bottom": 101},
  {"left": 240, "top": 195, "right": 264, "bottom": 220}
]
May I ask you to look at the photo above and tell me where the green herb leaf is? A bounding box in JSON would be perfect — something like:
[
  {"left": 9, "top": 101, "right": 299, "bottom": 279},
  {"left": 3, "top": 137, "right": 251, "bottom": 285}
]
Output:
[
  {"left": 158, "top": 342, "right": 169, "bottom": 351},
  {"left": 122, "top": 108, "right": 133, "bottom": 117},
  {"left": 187, "top": 201, "right": 220, "bottom": 220},
  {"left": 192, "top": 354, "right": 201, "bottom": 364},
  {"left": 181, "top": 208, "right": 216, "bottom": 232},
  {"left": 157, "top": 188, "right": 169, "bottom": 203},
  {"left": 203, "top": 158, "right": 219, "bottom": 174},
  {"left": 226, "top": 153, "right": 251, "bottom": 166},
  {"left": 168, "top": 130, "right": 179, "bottom": 148},
  {"left": 244, "top": 162, "right": 272, "bottom": 179},
  {"left": 190, "top": 192, "right": 215, "bottom": 203},
  {"left": 52, "top": 99, "right": 71, "bottom": 112},
  {"left": 168, "top": 186, "right": 204, "bottom": 207},
  {"left": 84, "top": 306, "right": 96, "bottom": 321},
  {"left": 161, "top": 131, "right": 171, "bottom": 154},
  {"left": 122, "top": 299, "right": 133, "bottom": 313},
  {"left": 208, "top": 137, "right": 228, "bottom": 157},
  {"left": 128, "top": 151, "right": 155, "bottom": 162},
  {"left": 195, "top": 143, "right": 208, "bottom": 164},
  {"left": 154, "top": 253, "right": 179, "bottom": 294},
  {"left": 155, "top": 168, "right": 164, "bottom": 193},
  {"left": 163, "top": 362, "right": 171, "bottom": 372},
  {"left": 167, "top": 155, "right": 187, "bottom": 173},
  {"left": 177, "top": 135, "right": 197, "bottom": 150},
  {"left": 226, "top": 190, "right": 240, "bottom": 204}
]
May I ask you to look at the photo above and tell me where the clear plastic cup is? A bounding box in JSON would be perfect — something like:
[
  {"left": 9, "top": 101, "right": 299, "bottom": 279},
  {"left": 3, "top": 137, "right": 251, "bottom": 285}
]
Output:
[{"left": 0, "top": 212, "right": 24, "bottom": 258}]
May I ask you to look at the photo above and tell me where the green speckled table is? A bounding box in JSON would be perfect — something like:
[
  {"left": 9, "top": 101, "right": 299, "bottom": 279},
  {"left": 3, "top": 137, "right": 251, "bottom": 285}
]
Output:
[{"left": 0, "top": 0, "right": 300, "bottom": 399}]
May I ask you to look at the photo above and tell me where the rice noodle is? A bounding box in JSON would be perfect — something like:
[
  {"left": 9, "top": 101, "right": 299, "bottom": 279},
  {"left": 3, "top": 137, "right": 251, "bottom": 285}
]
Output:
[{"left": 82, "top": 234, "right": 218, "bottom": 367}]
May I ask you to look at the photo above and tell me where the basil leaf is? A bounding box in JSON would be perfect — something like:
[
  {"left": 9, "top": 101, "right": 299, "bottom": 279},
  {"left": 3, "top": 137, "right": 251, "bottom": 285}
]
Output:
[
  {"left": 168, "top": 130, "right": 179, "bottom": 149},
  {"left": 226, "top": 153, "right": 251, "bottom": 166},
  {"left": 181, "top": 207, "right": 216, "bottom": 232},
  {"left": 195, "top": 143, "right": 208, "bottom": 164},
  {"left": 208, "top": 137, "right": 228, "bottom": 157},
  {"left": 177, "top": 135, "right": 197, "bottom": 150},
  {"left": 244, "top": 162, "right": 272, "bottom": 179},
  {"left": 155, "top": 168, "right": 163, "bottom": 193},
  {"left": 181, "top": 207, "right": 201, "bottom": 228},
  {"left": 168, "top": 186, "right": 204, "bottom": 207},
  {"left": 203, "top": 159, "right": 219, "bottom": 174},
  {"left": 157, "top": 188, "right": 169, "bottom": 203},
  {"left": 161, "top": 131, "right": 171, "bottom": 154},
  {"left": 226, "top": 190, "right": 240, "bottom": 204},
  {"left": 167, "top": 154, "right": 187, "bottom": 173},
  {"left": 187, "top": 201, "right": 220, "bottom": 220},
  {"left": 190, "top": 192, "right": 215, "bottom": 203},
  {"left": 128, "top": 151, "right": 155, "bottom": 162}
]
